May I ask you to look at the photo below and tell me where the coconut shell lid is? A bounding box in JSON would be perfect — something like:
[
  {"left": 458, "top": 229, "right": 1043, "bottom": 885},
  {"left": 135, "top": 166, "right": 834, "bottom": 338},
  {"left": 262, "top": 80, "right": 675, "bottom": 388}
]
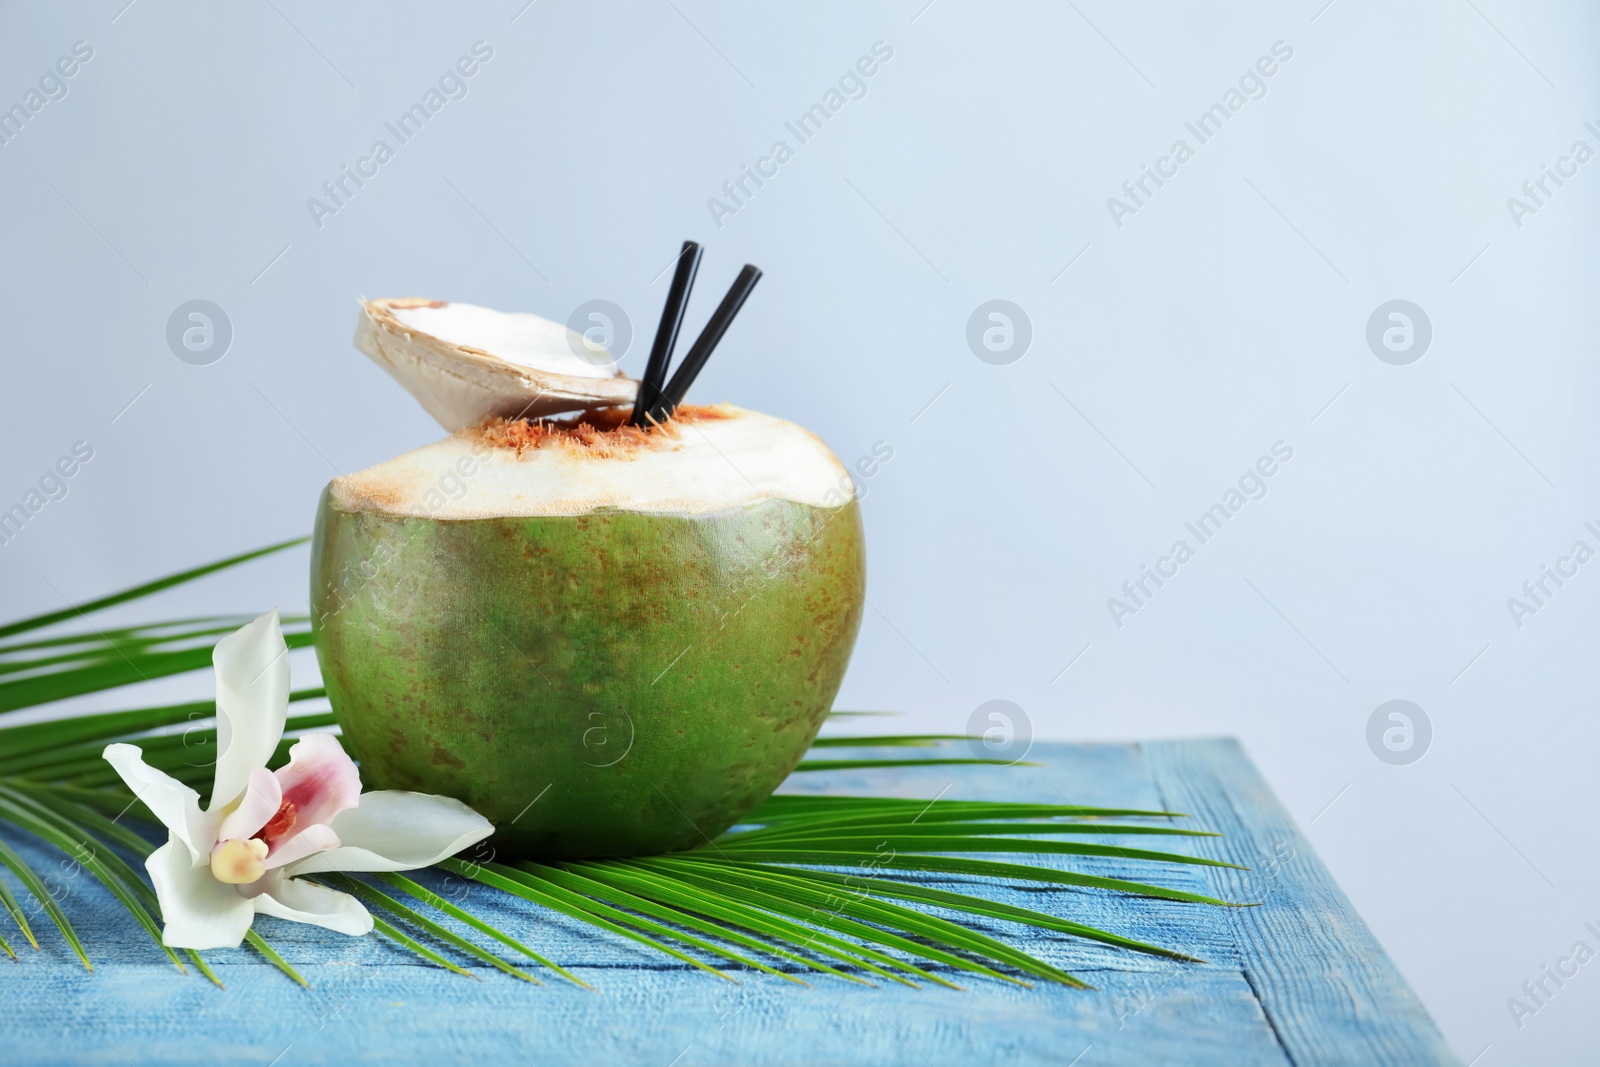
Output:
[{"left": 354, "top": 297, "right": 639, "bottom": 431}]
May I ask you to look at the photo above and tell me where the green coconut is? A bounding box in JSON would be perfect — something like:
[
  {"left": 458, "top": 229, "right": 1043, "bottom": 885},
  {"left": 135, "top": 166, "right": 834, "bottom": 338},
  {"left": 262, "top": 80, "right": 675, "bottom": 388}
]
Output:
[{"left": 311, "top": 298, "right": 865, "bottom": 857}]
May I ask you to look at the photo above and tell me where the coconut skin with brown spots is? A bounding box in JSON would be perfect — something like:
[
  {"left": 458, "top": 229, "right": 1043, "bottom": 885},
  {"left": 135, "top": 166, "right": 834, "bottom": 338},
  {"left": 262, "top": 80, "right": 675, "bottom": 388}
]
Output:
[{"left": 309, "top": 489, "right": 865, "bottom": 858}]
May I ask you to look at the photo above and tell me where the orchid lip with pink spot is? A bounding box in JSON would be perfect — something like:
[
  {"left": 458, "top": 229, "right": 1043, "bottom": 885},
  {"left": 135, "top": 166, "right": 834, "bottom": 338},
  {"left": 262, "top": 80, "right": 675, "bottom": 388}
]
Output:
[{"left": 102, "top": 610, "right": 495, "bottom": 950}]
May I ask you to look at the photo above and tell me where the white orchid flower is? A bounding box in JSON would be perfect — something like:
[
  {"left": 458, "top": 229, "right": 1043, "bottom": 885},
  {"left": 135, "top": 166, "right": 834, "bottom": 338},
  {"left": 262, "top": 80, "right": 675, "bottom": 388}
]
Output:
[{"left": 102, "top": 610, "right": 494, "bottom": 950}]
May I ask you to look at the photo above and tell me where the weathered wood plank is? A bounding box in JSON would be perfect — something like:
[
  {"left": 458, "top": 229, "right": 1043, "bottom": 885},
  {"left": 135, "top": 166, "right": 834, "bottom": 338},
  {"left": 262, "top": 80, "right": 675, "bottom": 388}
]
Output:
[
  {"left": 1145, "top": 739, "right": 1458, "bottom": 1066},
  {"left": 5, "top": 962, "right": 1291, "bottom": 1067},
  {"left": 0, "top": 740, "right": 1450, "bottom": 1065}
]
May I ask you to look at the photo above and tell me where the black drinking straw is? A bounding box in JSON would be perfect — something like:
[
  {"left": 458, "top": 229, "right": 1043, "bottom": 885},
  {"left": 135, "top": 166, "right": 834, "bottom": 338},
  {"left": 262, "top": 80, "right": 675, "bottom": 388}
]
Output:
[
  {"left": 645, "top": 263, "right": 762, "bottom": 425},
  {"left": 630, "top": 240, "right": 703, "bottom": 427}
]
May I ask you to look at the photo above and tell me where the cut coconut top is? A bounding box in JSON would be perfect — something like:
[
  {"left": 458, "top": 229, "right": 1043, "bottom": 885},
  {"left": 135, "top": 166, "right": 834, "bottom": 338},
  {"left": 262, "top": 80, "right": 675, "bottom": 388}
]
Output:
[
  {"left": 329, "top": 404, "right": 854, "bottom": 519},
  {"left": 355, "top": 297, "right": 639, "bottom": 431}
]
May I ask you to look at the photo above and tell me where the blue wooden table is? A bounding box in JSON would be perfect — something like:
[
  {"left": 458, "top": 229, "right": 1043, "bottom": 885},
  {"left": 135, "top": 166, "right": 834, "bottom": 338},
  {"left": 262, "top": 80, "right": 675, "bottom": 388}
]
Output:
[{"left": 2, "top": 739, "right": 1456, "bottom": 1066}]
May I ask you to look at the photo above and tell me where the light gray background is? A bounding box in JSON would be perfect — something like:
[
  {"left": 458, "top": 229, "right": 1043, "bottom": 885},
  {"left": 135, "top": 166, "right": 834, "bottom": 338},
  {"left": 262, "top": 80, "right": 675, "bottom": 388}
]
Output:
[{"left": 1, "top": 2, "right": 1595, "bottom": 1063}]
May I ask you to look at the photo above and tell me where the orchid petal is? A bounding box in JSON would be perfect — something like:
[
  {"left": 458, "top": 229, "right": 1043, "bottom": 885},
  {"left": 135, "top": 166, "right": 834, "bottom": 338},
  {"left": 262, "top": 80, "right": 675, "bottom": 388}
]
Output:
[
  {"left": 273, "top": 733, "right": 361, "bottom": 832},
  {"left": 253, "top": 875, "right": 372, "bottom": 937},
  {"left": 263, "top": 822, "right": 339, "bottom": 870},
  {"left": 210, "top": 610, "right": 291, "bottom": 813},
  {"left": 285, "top": 791, "right": 494, "bottom": 876},
  {"left": 216, "top": 766, "right": 282, "bottom": 843},
  {"left": 103, "top": 743, "right": 213, "bottom": 866},
  {"left": 147, "top": 838, "right": 255, "bottom": 949}
]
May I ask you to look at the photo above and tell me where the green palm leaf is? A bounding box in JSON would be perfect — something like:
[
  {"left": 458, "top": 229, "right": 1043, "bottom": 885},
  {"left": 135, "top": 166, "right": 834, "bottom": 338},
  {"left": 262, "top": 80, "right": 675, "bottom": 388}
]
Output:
[
  {"left": 0, "top": 538, "right": 1237, "bottom": 990},
  {"left": 807, "top": 734, "right": 979, "bottom": 747},
  {"left": 795, "top": 757, "right": 1038, "bottom": 771},
  {"left": 327, "top": 874, "right": 540, "bottom": 983},
  {"left": 557, "top": 862, "right": 876, "bottom": 985},
  {"left": 439, "top": 858, "right": 732, "bottom": 980},
  {"left": 371, "top": 871, "right": 588, "bottom": 988},
  {"left": 636, "top": 857, "right": 1073, "bottom": 988},
  {"left": 0, "top": 537, "right": 307, "bottom": 641},
  {"left": 0, "top": 630, "right": 315, "bottom": 715},
  {"left": 0, "top": 786, "right": 184, "bottom": 974},
  {"left": 524, "top": 864, "right": 804, "bottom": 984},
  {"left": 0, "top": 836, "right": 84, "bottom": 968},
  {"left": 0, "top": 850, "right": 38, "bottom": 954},
  {"left": 715, "top": 863, "right": 1203, "bottom": 962}
]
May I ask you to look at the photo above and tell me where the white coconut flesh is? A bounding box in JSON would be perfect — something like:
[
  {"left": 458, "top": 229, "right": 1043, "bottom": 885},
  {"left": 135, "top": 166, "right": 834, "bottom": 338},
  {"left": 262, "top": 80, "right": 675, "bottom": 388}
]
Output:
[
  {"left": 355, "top": 297, "right": 639, "bottom": 431},
  {"left": 329, "top": 405, "right": 854, "bottom": 519}
]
